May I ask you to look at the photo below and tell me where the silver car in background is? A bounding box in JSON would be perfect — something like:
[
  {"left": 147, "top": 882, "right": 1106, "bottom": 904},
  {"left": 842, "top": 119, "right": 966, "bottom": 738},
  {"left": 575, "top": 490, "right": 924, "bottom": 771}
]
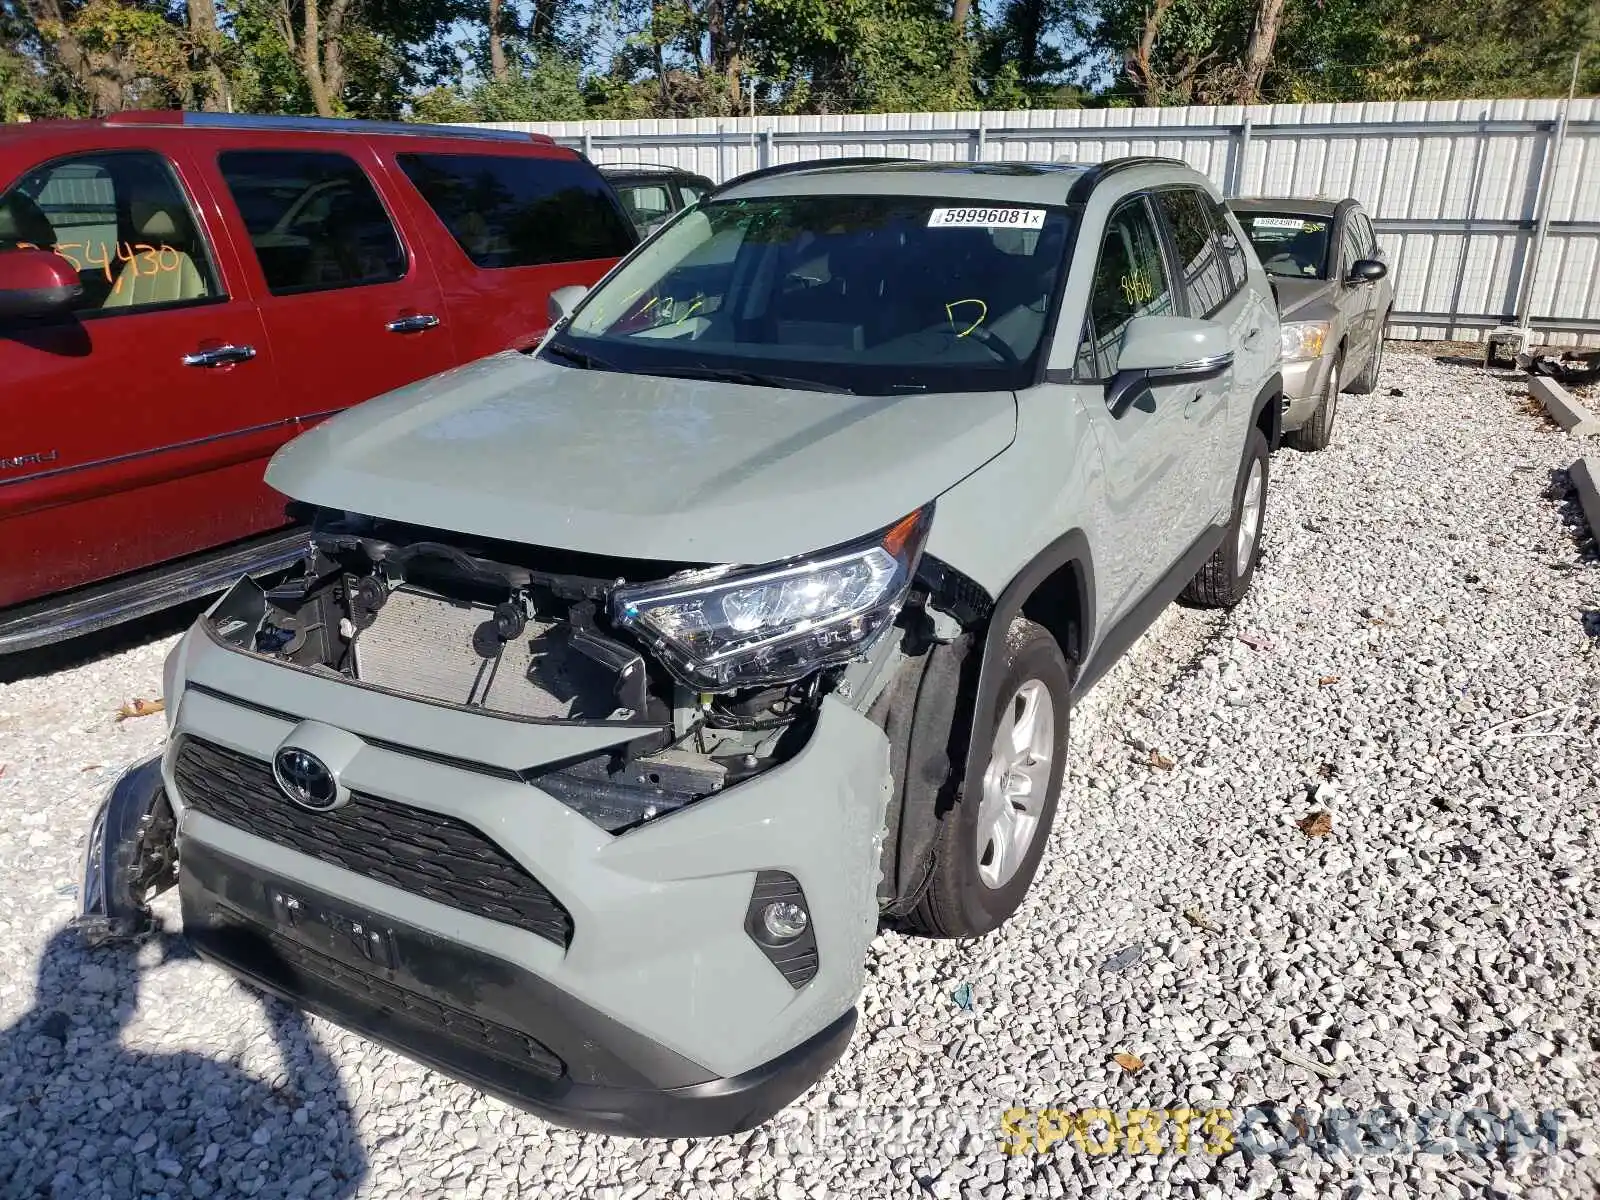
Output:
[{"left": 1230, "top": 197, "right": 1393, "bottom": 451}]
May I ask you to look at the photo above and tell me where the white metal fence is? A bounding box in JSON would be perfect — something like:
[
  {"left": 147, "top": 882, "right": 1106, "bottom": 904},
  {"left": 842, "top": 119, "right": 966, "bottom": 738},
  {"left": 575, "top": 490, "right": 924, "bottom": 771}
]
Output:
[{"left": 478, "top": 98, "right": 1600, "bottom": 346}]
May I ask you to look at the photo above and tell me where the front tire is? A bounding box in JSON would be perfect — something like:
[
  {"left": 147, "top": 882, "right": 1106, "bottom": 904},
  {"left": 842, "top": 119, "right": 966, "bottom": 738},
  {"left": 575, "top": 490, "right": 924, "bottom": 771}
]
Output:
[
  {"left": 1183, "top": 425, "right": 1270, "bottom": 609},
  {"left": 1285, "top": 353, "right": 1341, "bottom": 452},
  {"left": 1348, "top": 322, "right": 1386, "bottom": 394},
  {"left": 902, "top": 619, "right": 1070, "bottom": 939}
]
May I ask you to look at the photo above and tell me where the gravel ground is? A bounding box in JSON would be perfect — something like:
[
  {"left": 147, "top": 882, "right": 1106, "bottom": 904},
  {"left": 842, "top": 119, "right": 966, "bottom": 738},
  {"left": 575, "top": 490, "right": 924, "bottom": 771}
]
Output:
[{"left": 2, "top": 346, "right": 1597, "bottom": 1200}]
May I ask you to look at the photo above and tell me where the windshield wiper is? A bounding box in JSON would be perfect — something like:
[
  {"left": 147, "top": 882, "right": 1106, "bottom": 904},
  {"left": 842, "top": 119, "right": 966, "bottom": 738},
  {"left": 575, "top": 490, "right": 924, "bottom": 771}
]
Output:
[
  {"left": 646, "top": 365, "right": 855, "bottom": 395},
  {"left": 541, "top": 342, "right": 614, "bottom": 371}
]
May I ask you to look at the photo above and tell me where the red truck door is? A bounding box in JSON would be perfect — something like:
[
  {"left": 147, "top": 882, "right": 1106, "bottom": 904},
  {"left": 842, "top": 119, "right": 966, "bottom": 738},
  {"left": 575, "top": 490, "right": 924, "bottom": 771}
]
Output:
[
  {"left": 206, "top": 142, "right": 459, "bottom": 434},
  {"left": 386, "top": 147, "right": 637, "bottom": 360},
  {"left": 0, "top": 145, "right": 286, "bottom": 608}
]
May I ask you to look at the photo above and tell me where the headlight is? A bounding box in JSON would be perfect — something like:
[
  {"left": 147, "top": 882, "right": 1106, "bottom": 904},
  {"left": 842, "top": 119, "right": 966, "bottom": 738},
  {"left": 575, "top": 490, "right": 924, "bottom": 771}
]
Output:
[
  {"left": 1280, "top": 321, "right": 1329, "bottom": 362},
  {"left": 611, "top": 508, "right": 932, "bottom": 690}
]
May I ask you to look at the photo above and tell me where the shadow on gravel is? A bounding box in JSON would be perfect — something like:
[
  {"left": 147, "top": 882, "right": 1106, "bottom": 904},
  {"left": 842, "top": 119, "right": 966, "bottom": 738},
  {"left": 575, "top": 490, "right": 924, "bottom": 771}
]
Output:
[
  {"left": 0, "top": 926, "right": 367, "bottom": 1199},
  {"left": 1545, "top": 468, "right": 1600, "bottom": 561},
  {"left": 0, "top": 600, "right": 209, "bottom": 685}
]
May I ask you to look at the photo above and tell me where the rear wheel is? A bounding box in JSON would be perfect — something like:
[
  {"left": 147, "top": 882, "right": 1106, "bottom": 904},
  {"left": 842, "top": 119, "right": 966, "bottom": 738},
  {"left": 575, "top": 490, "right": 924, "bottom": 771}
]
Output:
[
  {"left": 1285, "top": 354, "right": 1341, "bottom": 452},
  {"left": 902, "top": 619, "right": 1070, "bottom": 939},
  {"left": 1183, "top": 425, "right": 1270, "bottom": 609}
]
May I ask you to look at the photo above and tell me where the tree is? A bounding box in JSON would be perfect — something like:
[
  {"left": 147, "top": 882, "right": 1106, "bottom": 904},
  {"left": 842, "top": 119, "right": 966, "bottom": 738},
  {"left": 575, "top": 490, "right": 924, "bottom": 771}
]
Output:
[
  {"left": 1235, "top": 0, "right": 1285, "bottom": 104},
  {"left": 488, "top": 0, "right": 508, "bottom": 80}
]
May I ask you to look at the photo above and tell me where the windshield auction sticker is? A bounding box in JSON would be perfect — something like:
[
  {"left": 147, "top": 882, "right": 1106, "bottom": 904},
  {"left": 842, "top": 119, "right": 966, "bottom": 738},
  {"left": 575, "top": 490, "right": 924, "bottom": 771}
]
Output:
[
  {"left": 1250, "top": 216, "right": 1311, "bottom": 231},
  {"left": 928, "top": 206, "right": 1047, "bottom": 229}
]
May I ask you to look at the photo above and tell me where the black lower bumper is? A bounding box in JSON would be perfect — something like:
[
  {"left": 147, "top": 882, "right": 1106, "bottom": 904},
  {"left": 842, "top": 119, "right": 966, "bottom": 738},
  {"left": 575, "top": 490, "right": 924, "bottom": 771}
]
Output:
[{"left": 179, "top": 840, "right": 854, "bottom": 1137}]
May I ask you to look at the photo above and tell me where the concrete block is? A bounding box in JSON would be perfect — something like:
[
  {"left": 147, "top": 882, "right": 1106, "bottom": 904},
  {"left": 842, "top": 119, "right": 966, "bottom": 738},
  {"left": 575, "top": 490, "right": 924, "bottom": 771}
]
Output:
[
  {"left": 1530, "top": 375, "right": 1600, "bottom": 436},
  {"left": 1569, "top": 457, "right": 1600, "bottom": 544}
]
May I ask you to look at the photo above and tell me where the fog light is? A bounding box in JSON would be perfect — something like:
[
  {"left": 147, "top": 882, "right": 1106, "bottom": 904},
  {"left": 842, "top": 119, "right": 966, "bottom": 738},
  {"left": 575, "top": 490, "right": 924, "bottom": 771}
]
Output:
[
  {"left": 744, "top": 871, "right": 819, "bottom": 988},
  {"left": 761, "top": 901, "right": 809, "bottom": 942}
]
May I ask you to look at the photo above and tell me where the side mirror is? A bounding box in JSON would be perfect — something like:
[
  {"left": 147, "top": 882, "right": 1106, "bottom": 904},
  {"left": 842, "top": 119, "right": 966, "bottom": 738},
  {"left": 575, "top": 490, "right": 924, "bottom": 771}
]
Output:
[
  {"left": 547, "top": 284, "right": 589, "bottom": 326},
  {"left": 1107, "top": 315, "right": 1234, "bottom": 418},
  {"left": 1347, "top": 259, "right": 1387, "bottom": 285},
  {"left": 0, "top": 248, "right": 82, "bottom": 321}
]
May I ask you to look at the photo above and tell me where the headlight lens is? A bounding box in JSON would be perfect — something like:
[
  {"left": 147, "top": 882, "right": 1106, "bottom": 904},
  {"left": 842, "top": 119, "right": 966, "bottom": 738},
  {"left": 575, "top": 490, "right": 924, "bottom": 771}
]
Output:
[
  {"left": 611, "top": 508, "right": 932, "bottom": 690},
  {"left": 1280, "top": 321, "right": 1329, "bottom": 362}
]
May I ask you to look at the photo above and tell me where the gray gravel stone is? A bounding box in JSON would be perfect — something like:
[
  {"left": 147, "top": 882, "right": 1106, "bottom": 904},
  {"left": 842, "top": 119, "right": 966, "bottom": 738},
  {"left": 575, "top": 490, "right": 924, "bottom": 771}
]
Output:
[{"left": 0, "top": 349, "right": 1597, "bottom": 1199}]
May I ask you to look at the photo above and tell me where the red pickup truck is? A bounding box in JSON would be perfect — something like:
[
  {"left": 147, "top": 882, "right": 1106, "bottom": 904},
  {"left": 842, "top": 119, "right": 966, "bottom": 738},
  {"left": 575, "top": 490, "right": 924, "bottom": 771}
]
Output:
[{"left": 0, "top": 112, "right": 635, "bottom": 653}]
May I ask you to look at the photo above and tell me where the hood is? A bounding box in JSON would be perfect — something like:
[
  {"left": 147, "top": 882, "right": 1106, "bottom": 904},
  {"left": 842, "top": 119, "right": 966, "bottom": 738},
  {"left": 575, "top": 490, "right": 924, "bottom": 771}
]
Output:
[
  {"left": 267, "top": 353, "right": 1017, "bottom": 566},
  {"left": 1271, "top": 276, "right": 1337, "bottom": 322}
]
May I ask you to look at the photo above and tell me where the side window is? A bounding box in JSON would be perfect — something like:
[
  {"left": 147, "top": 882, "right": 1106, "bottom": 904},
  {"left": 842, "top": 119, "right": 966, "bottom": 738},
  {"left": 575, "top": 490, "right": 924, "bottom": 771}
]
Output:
[
  {"left": 678, "top": 183, "right": 706, "bottom": 206},
  {"left": 1079, "top": 196, "right": 1175, "bottom": 380},
  {"left": 614, "top": 182, "right": 674, "bottom": 228},
  {"left": 1340, "top": 219, "right": 1365, "bottom": 277},
  {"left": 0, "top": 151, "right": 220, "bottom": 315},
  {"left": 218, "top": 150, "right": 406, "bottom": 295},
  {"left": 1205, "top": 200, "right": 1249, "bottom": 296},
  {"left": 1153, "top": 188, "right": 1231, "bottom": 318},
  {"left": 397, "top": 153, "right": 636, "bottom": 268},
  {"left": 1356, "top": 212, "right": 1379, "bottom": 257}
]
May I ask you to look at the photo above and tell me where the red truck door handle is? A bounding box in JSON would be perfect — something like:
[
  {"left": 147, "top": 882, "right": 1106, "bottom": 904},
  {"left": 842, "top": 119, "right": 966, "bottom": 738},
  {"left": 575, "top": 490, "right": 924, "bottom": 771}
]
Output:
[
  {"left": 182, "top": 344, "right": 256, "bottom": 368},
  {"left": 386, "top": 313, "right": 441, "bottom": 334}
]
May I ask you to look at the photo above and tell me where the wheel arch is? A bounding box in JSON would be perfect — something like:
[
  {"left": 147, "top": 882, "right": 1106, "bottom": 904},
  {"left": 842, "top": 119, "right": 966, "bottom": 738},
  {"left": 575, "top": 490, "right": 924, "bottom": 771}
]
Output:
[
  {"left": 1254, "top": 370, "right": 1284, "bottom": 451},
  {"left": 956, "top": 534, "right": 1096, "bottom": 848},
  {"left": 878, "top": 534, "right": 1095, "bottom": 917}
]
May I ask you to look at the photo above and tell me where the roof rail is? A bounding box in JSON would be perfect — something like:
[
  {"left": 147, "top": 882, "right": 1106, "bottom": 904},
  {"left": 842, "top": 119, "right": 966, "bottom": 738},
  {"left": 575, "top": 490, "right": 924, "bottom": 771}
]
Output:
[
  {"left": 709, "top": 156, "right": 926, "bottom": 198},
  {"left": 1064, "top": 155, "right": 1190, "bottom": 205},
  {"left": 597, "top": 161, "right": 702, "bottom": 175},
  {"left": 103, "top": 111, "right": 558, "bottom": 145}
]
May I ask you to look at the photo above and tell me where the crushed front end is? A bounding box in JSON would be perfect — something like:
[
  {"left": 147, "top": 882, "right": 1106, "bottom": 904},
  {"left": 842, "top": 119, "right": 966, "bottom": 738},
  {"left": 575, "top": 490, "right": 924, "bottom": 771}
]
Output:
[{"left": 84, "top": 505, "right": 932, "bottom": 1136}]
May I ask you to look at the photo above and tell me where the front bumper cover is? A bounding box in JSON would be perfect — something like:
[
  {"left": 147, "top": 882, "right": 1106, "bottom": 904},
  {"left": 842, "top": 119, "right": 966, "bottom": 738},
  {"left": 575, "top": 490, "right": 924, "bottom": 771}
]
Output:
[
  {"left": 130, "top": 620, "right": 891, "bottom": 1136},
  {"left": 180, "top": 838, "right": 857, "bottom": 1137},
  {"left": 1280, "top": 354, "right": 1336, "bottom": 431}
]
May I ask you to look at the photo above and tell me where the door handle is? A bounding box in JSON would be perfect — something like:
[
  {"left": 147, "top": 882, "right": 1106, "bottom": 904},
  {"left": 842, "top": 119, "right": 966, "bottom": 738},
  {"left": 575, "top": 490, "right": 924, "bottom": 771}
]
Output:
[
  {"left": 386, "top": 313, "right": 441, "bottom": 334},
  {"left": 182, "top": 344, "right": 256, "bottom": 368}
]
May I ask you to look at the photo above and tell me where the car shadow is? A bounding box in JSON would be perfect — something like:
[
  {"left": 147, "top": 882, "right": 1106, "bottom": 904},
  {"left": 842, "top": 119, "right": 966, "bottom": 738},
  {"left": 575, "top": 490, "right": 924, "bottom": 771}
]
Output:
[
  {"left": 0, "top": 925, "right": 368, "bottom": 1198},
  {"left": 0, "top": 600, "right": 209, "bottom": 685}
]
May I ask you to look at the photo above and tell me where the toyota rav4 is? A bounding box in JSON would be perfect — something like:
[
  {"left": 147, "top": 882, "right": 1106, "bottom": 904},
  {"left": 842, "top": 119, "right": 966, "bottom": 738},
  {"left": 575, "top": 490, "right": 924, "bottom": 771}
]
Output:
[{"left": 79, "top": 157, "right": 1283, "bottom": 1138}]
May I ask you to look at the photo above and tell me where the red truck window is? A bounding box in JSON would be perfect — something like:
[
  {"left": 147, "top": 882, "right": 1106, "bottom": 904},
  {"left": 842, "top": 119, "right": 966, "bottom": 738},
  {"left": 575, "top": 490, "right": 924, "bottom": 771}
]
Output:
[
  {"left": 217, "top": 150, "right": 407, "bottom": 295},
  {"left": 396, "top": 153, "right": 634, "bottom": 269},
  {"left": 0, "top": 151, "right": 222, "bottom": 315}
]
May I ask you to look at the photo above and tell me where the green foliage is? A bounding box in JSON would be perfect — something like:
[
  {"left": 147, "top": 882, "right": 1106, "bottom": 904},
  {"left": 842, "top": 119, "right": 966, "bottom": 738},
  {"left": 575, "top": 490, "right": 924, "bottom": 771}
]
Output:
[
  {"left": 225, "top": 3, "right": 309, "bottom": 115},
  {"left": 1, "top": 4, "right": 77, "bottom": 119},
  {"left": 3, "top": 0, "right": 1594, "bottom": 122},
  {"left": 473, "top": 55, "right": 588, "bottom": 120}
]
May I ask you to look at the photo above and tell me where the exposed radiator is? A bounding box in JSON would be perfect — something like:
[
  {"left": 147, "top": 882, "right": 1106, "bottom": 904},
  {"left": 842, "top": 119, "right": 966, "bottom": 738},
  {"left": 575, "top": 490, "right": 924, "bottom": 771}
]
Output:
[{"left": 351, "top": 588, "right": 614, "bottom": 720}]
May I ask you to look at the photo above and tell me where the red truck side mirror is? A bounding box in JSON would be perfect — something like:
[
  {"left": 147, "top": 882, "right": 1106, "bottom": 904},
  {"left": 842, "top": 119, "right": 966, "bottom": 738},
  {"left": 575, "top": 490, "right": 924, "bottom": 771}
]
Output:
[{"left": 0, "top": 248, "right": 83, "bottom": 321}]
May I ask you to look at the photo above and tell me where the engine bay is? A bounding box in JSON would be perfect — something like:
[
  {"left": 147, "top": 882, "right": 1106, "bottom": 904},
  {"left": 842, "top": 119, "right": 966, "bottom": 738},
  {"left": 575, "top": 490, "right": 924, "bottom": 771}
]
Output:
[{"left": 203, "top": 510, "right": 840, "bottom": 833}]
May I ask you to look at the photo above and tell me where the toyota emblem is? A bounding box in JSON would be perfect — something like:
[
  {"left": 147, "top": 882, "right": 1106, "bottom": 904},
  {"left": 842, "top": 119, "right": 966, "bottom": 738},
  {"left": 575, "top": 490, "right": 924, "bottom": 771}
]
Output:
[{"left": 272, "top": 747, "right": 339, "bottom": 811}]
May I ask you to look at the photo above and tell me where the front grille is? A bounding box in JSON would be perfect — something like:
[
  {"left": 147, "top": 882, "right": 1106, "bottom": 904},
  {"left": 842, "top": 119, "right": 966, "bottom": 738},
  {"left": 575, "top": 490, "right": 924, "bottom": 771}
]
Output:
[
  {"left": 174, "top": 737, "right": 573, "bottom": 947},
  {"left": 262, "top": 927, "right": 565, "bottom": 1079}
]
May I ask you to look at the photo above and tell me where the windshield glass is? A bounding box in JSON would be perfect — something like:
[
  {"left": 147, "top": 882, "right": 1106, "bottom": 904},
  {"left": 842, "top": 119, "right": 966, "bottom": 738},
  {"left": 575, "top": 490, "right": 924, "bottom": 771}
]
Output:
[
  {"left": 1237, "top": 212, "right": 1331, "bottom": 279},
  {"left": 546, "top": 194, "right": 1074, "bottom": 394}
]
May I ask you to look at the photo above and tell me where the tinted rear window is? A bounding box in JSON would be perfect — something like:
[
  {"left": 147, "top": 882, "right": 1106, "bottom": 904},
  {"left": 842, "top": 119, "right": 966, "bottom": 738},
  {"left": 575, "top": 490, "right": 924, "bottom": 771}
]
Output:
[
  {"left": 398, "top": 153, "right": 636, "bottom": 268},
  {"left": 218, "top": 150, "right": 406, "bottom": 294}
]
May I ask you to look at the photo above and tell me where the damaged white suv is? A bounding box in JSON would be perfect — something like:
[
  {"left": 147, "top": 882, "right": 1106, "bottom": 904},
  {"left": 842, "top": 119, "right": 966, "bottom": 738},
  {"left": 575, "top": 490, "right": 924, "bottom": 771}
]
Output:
[{"left": 80, "top": 157, "right": 1282, "bottom": 1137}]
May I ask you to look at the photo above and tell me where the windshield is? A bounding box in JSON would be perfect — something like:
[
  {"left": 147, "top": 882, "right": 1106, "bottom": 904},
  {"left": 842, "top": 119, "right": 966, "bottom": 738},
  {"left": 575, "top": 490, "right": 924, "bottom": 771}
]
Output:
[
  {"left": 545, "top": 194, "right": 1074, "bottom": 394},
  {"left": 1237, "top": 212, "right": 1331, "bottom": 280}
]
